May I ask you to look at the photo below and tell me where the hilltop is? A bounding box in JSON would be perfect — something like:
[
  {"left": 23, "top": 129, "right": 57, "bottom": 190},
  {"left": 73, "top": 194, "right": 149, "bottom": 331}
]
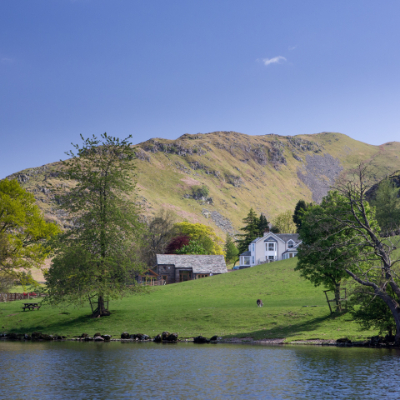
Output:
[{"left": 7, "top": 131, "right": 400, "bottom": 236}]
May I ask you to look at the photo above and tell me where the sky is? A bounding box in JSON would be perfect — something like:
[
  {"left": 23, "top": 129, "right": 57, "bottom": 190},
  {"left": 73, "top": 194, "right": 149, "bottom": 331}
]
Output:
[{"left": 1, "top": 0, "right": 400, "bottom": 178}]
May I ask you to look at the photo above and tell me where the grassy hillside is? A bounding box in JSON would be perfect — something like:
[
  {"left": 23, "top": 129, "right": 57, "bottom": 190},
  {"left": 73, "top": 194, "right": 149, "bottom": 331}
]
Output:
[
  {"left": 0, "top": 258, "right": 379, "bottom": 341},
  {"left": 7, "top": 131, "right": 400, "bottom": 238}
]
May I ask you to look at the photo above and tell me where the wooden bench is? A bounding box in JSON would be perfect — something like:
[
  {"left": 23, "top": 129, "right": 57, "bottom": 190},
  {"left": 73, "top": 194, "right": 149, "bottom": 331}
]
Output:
[{"left": 22, "top": 303, "right": 41, "bottom": 311}]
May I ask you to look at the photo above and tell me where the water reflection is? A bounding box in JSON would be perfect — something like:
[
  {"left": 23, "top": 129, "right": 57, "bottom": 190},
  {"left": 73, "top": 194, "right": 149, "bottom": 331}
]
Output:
[{"left": 1, "top": 341, "right": 400, "bottom": 399}]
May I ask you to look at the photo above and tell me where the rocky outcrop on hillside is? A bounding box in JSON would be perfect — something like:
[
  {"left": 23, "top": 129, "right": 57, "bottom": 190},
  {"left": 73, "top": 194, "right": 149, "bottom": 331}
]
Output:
[
  {"left": 297, "top": 154, "right": 343, "bottom": 203},
  {"left": 202, "top": 209, "right": 235, "bottom": 234}
]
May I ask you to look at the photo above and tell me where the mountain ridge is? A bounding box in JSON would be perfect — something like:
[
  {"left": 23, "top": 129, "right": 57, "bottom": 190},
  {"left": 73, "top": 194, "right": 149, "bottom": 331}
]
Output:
[{"left": 6, "top": 131, "right": 400, "bottom": 237}]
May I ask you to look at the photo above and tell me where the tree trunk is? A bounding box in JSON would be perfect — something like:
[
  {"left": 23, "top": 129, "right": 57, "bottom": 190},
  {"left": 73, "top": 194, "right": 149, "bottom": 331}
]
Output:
[
  {"left": 375, "top": 290, "right": 400, "bottom": 343},
  {"left": 334, "top": 283, "right": 342, "bottom": 312},
  {"left": 92, "top": 295, "right": 111, "bottom": 317}
]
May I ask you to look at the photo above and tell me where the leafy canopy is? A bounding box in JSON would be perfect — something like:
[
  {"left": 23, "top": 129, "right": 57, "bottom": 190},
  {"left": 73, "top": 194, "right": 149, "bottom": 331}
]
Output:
[
  {"left": 0, "top": 179, "right": 60, "bottom": 280},
  {"left": 296, "top": 191, "right": 377, "bottom": 291},
  {"left": 224, "top": 234, "right": 239, "bottom": 265},
  {"left": 174, "top": 222, "right": 224, "bottom": 255},
  {"left": 370, "top": 177, "right": 400, "bottom": 235},
  {"left": 273, "top": 210, "right": 296, "bottom": 234}
]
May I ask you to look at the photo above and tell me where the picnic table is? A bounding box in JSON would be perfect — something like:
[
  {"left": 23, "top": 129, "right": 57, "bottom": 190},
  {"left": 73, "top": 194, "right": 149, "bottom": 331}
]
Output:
[{"left": 22, "top": 303, "right": 41, "bottom": 311}]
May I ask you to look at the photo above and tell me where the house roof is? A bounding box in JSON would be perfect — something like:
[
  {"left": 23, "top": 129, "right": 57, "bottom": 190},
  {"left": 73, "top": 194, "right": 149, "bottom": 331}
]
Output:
[
  {"left": 282, "top": 248, "right": 299, "bottom": 254},
  {"left": 156, "top": 254, "right": 228, "bottom": 274},
  {"left": 275, "top": 234, "right": 301, "bottom": 244},
  {"left": 239, "top": 251, "right": 251, "bottom": 256}
]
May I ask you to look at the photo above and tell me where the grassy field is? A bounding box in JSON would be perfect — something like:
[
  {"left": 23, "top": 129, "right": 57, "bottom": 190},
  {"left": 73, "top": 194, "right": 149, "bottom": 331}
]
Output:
[{"left": 0, "top": 258, "right": 378, "bottom": 342}]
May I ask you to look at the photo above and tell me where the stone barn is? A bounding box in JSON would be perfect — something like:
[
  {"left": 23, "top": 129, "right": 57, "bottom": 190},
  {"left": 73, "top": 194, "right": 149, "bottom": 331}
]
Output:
[{"left": 154, "top": 254, "right": 228, "bottom": 284}]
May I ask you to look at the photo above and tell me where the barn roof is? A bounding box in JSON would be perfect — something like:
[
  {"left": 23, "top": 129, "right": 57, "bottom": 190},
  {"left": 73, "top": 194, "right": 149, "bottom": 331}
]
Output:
[{"left": 156, "top": 254, "right": 227, "bottom": 274}]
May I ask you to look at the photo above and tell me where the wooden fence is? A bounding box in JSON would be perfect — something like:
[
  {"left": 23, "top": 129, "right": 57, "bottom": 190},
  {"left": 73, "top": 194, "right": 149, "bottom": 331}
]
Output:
[
  {"left": 141, "top": 279, "right": 166, "bottom": 287},
  {"left": 0, "top": 293, "right": 45, "bottom": 302}
]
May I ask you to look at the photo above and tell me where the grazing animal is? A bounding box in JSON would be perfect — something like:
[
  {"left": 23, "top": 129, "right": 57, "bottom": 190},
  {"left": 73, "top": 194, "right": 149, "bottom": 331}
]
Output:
[{"left": 257, "top": 299, "right": 263, "bottom": 307}]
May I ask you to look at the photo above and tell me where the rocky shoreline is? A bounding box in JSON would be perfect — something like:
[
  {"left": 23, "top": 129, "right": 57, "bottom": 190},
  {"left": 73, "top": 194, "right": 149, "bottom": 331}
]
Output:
[{"left": 1, "top": 332, "right": 399, "bottom": 349}]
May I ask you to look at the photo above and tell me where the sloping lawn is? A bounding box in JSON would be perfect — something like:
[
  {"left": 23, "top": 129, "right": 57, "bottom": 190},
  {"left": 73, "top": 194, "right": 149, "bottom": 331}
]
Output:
[{"left": 0, "top": 258, "right": 378, "bottom": 341}]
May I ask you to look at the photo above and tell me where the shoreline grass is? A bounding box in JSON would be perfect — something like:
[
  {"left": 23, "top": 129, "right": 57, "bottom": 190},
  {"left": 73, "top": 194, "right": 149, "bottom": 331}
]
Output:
[{"left": 0, "top": 258, "right": 378, "bottom": 341}]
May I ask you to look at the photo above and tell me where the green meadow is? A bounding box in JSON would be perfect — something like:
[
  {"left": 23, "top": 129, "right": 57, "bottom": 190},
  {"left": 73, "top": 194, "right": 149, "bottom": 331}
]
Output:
[{"left": 0, "top": 258, "right": 379, "bottom": 341}]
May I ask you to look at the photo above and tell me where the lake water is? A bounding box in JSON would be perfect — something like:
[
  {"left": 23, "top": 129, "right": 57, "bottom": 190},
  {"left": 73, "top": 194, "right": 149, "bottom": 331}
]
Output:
[{"left": 1, "top": 341, "right": 400, "bottom": 399}]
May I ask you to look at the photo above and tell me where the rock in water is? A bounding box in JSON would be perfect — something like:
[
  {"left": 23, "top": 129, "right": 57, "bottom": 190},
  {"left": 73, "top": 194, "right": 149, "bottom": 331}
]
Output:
[
  {"left": 167, "top": 333, "right": 178, "bottom": 342},
  {"left": 154, "top": 334, "right": 162, "bottom": 343},
  {"left": 193, "top": 336, "right": 210, "bottom": 344},
  {"left": 161, "top": 331, "right": 170, "bottom": 341},
  {"left": 121, "top": 332, "right": 130, "bottom": 339},
  {"left": 210, "top": 335, "right": 218, "bottom": 341}
]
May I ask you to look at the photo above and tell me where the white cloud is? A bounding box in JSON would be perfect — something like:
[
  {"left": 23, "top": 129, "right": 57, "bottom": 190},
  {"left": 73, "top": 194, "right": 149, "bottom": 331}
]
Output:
[
  {"left": 262, "top": 56, "right": 286, "bottom": 66},
  {"left": 1, "top": 57, "right": 13, "bottom": 64},
  {"left": 288, "top": 46, "right": 296, "bottom": 51}
]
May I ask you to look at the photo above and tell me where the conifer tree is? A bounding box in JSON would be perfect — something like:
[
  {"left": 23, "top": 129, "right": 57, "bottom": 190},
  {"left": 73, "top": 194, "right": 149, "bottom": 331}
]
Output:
[
  {"left": 237, "top": 208, "right": 259, "bottom": 255},
  {"left": 293, "top": 200, "right": 310, "bottom": 232},
  {"left": 257, "top": 214, "right": 269, "bottom": 236}
]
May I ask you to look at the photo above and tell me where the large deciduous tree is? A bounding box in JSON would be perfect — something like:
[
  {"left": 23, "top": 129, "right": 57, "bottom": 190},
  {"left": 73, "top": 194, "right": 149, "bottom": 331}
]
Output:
[
  {"left": 273, "top": 210, "right": 296, "bottom": 234},
  {"left": 173, "top": 222, "right": 224, "bottom": 255},
  {"left": 46, "top": 133, "right": 144, "bottom": 317},
  {"left": 140, "top": 209, "right": 176, "bottom": 266},
  {"left": 297, "top": 164, "right": 400, "bottom": 341},
  {"left": 296, "top": 192, "right": 361, "bottom": 311},
  {"left": 0, "top": 179, "right": 60, "bottom": 281}
]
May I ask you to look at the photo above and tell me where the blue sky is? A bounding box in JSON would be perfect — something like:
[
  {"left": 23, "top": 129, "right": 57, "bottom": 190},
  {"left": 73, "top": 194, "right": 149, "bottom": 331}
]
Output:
[{"left": 1, "top": 0, "right": 400, "bottom": 178}]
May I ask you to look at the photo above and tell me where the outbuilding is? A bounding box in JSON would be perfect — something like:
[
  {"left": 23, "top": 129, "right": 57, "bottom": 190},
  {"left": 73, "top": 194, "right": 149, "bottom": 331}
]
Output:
[{"left": 154, "top": 254, "right": 228, "bottom": 284}]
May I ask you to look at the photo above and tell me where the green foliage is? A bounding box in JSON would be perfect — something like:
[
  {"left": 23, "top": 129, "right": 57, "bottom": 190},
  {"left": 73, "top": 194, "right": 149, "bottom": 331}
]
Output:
[
  {"left": 175, "top": 240, "right": 208, "bottom": 255},
  {"left": 174, "top": 222, "right": 224, "bottom": 255},
  {"left": 371, "top": 178, "right": 400, "bottom": 235},
  {"left": 349, "top": 287, "right": 396, "bottom": 336},
  {"left": 191, "top": 185, "right": 209, "bottom": 200},
  {"left": 0, "top": 179, "right": 60, "bottom": 280},
  {"left": 296, "top": 191, "right": 380, "bottom": 311},
  {"left": 224, "top": 234, "right": 239, "bottom": 265},
  {"left": 273, "top": 210, "right": 296, "bottom": 234},
  {"left": 236, "top": 208, "right": 259, "bottom": 254},
  {"left": 293, "top": 200, "right": 311, "bottom": 232},
  {"left": 46, "top": 133, "right": 144, "bottom": 316},
  {"left": 257, "top": 214, "right": 269, "bottom": 236}
]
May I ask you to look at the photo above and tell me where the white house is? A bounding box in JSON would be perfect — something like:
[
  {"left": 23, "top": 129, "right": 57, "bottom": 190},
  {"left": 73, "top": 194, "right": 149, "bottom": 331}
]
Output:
[{"left": 238, "top": 232, "right": 301, "bottom": 268}]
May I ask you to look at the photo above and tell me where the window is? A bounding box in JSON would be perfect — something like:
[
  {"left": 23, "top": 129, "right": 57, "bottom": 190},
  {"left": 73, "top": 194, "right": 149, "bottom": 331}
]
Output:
[
  {"left": 252, "top": 256, "right": 254, "bottom": 264},
  {"left": 197, "top": 274, "right": 209, "bottom": 279},
  {"left": 267, "top": 242, "right": 275, "bottom": 251},
  {"left": 252, "top": 243, "right": 255, "bottom": 252},
  {"left": 243, "top": 257, "right": 250, "bottom": 265},
  {"left": 288, "top": 241, "right": 294, "bottom": 248},
  {"left": 268, "top": 256, "right": 275, "bottom": 261}
]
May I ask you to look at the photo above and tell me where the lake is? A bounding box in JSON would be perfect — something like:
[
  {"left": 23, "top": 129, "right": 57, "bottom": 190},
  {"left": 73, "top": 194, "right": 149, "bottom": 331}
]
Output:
[{"left": 1, "top": 341, "right": 400, "bottom": 399}]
